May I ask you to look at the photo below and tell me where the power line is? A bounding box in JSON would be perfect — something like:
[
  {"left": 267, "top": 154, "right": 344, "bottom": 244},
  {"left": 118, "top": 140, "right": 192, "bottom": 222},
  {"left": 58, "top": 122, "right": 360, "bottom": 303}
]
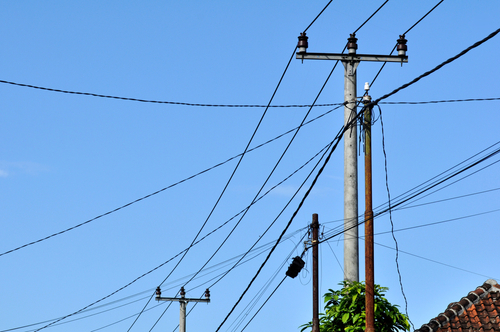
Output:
[
  {"left": 239, "top": 277, "right": 287, "bottom": 332},
  {"left": 374, "top": 241, "right": 497, "bottom": 280},
  {"left": 372, "top": 140, "right": 500, "bottom": 216},
  {"left": 214, "top": 103, "right": 363, "bottom": 332},
  {"left": 228, "top": 238, "right": 302, "bottom": 332},
  {"left": 90, "top": 118, "right": 338, "bottom": 330},
  {"left": 205, "top": 140, "right": 335, "bottom": 292},
  {"left": 6, "top": 227, "right": 307, "bottom": 332},
  {"left": 318, "top": 139, "right": 500, "bottom": 245},
  {"left": 372, "top": 27, "right": 500, "bottom": 105},
  {"left": 0, "top": 79, "right": 341, "bottom": 107},
  {"left": 145, "top": 136, "right": 336, "bottom": 332},
  {"left": 403, "top": 0, "right": 445, "bottom": 35},
  {"left": 178, "top": 51, "right": 341, "bottom": 296},
  {"left": 0, "top": 103, "right": 341, "bottom": 258},
  {"left": 353, "top": 0, "right": 389, "bottom": 34},
  {"left": 380, "top": 97, "right": 500, "bottom": 104},
  {"left": 128, "top": 36, "right": 302, "bottom": 332},
  {"left": 377, "top": 104, "right": 412, "bottom": 329},
  {"left": 370, "top": 0, "right": 445, "bottom": 86},
  {"left": 303, "top": 0, "right": 334, "bottom": 33},
  {"left": 375, "top": 209, "right": 500, "bottom": 237},
  {"left": 395, "top": 187, "right": 500, "bottom": 211},
  {"left": 321, "top": 186, "right": 500, "bottom": 227}
]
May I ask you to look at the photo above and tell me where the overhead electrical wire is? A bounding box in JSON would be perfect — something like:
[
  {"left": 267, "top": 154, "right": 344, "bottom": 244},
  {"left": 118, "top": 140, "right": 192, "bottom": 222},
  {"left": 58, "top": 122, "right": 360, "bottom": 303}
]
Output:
[
  {"left": 374, "top": 208, "right": 500, "bottom": 237},
  {"left": 353, "top": 0, "right": 389, "bottom": 34},
  {"left": 205, "top": 138, "right": 335, "bottom": 290},
  {"left": 315, "top": 26, "right": 500, "bottom": 243},
  {"left": 321, "top": 186, "right": 500, "bottom": 226},
  {"left": 387, "top": 158, "right": 500, "bottom": 213},
  {"left": 125, "top": 47, "right": 302, "bottom": 332},
  {"left": 0, "top": 102, "right": 341, "bottom": 259},
  {"left": 20, "top": 6, "right": 500, "bottom": 332},
  {"left": 302, "top": 0, "right": 334, "bottom": 33},
  {"left": 394, "top": 187, "right": 500, "bottom": 211},
  {"left": 231, "top": 248, "right": 296, "bottom": 332},
  {"left": 214, "top": 98, "right": 364, "bottom": 332},
  {"left": 370, "top": 0, "right": 445, "bottom": 86},
  {"left": 168, "top": 236, "right": 302, "bottom": 332},
  {"left": 325, "top": 141, "right": 500, "bottom": 237},
  {"left": 403, "top": 0, "right": 445, "bottom": 35},
  {"left": 374, "top": 241, "right": 498, "bottom": 280},
  {"left": 94, "top": 230, "right": 305, "bottom": 332},
  {"left": 177, "top": 51, "right": 341, "bottom": 293},
  {"left": 151, "top": 1, "right": 381, "bottom": 322},
  {"left": 33, "top": 123, "right": 338, "bottom": 332},
  {"left": 320, "top": 207, "right": 500, "bottom": 278},
  {"left": 372, "top": 140, "right": 500, "bottom": 216},
  {"left": 372, "top": 27, "right": 500, "bottom": 106},
  {"left": 370, "top": 20, "right": 497, "bottom": 323},
  {"left": 19, "top": 173, "right": 498, "bottom": 332},
  {"left": 210, "top": 17, "right": 500, "bottom": 332},
  {"left": 0, "top": 79, "right": 341, "bottom": 108},
  {"left": 1, "top": 76, "right": 497, "bottom": 110},
  {"left": 212, "top": 4, "right": 397, "bottom": 329},
  {"left": 379, "top": 97, "right": 500, "bottom": 104},
  {"left": 318, "top": 142, "right": 500, "bottom": 246},
  {"left": 7, "top": 226, "right": 308, "bottom": 332},
  {"left": 377, "top": 105, "right": 412, "bottom": 327},
  {"left": 136, "top": 69, "right": 338, "bottom": 330},
  {"left": 147, "top": 127, "right": 340, "bottom": 331}
]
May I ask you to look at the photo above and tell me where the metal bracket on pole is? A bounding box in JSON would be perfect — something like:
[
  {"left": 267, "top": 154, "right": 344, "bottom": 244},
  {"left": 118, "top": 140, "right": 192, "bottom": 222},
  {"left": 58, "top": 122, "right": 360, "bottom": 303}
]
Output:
[
  {"left": 155, "top": 287, "right": 210, "bottom": 332},
  {"left": 296, "top": 52, "right": 408, "bottom": 63}
]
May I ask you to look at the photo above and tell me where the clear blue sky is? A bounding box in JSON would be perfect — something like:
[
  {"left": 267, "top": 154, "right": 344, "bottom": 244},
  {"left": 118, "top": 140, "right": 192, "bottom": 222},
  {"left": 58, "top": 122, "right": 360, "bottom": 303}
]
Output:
[{"left": 1, "top": 1, "right": 499, "bottom": 332}]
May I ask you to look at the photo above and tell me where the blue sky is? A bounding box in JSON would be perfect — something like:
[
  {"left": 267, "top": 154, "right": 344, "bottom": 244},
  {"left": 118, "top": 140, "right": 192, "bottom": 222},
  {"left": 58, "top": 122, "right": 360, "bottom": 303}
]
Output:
[{"left": 1, "top": 1, "right": 499, "bottom": 332}]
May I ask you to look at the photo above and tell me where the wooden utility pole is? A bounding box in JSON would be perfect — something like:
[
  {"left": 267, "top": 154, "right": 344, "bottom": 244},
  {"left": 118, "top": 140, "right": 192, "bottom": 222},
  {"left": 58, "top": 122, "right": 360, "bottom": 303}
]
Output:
[
  {"left": 296, "top": 33, "right": 408, "bottom": 284},
  {"left": 155, "top": 286, "right": 210, "bottom": 332},
  {"left": 362, "top": 89, "right": 375, "bottom": 332},
  {"left": 311, "top": 213, "right": 320, "bottom": 332}
]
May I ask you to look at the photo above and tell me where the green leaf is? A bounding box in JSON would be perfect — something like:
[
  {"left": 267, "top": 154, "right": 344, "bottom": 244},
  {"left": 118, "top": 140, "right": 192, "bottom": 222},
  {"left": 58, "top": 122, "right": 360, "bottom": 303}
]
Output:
[{"left": 301, "top": 281, "right": 410, "bottom": 332}]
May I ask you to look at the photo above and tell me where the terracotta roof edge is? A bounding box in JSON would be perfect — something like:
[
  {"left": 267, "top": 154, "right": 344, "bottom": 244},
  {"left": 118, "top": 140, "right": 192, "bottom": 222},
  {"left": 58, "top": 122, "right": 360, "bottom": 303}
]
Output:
[{"left": 413, "top": 279, "right": 499, "bottom": 332}]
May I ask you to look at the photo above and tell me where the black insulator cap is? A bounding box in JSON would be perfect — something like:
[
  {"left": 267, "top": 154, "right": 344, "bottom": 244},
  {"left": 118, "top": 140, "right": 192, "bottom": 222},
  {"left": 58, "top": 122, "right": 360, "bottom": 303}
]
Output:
[
  {"left": 205, "top": 288, "right": 210, "bottom": 298},
  {"left": 156, "top": 286, "right": 161, "bottom": 297},
  {"left": 347, "top": 33, "right": 358, "bottom": 51},
  {"left": 397, "top": 34, "right": 408, "bottom": 51},
  {"left": 180, "top": 286, "right": 186, "bottom": 297},
  {"left": 286, "top": 256, "right": 305, "bottom": 278},
  {"left": 297, "top": 32, "right": 309, "bottom": 50}
]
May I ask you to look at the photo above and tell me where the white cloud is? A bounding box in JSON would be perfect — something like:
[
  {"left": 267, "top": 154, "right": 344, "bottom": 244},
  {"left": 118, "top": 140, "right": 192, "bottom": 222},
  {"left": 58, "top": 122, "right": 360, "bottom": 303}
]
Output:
[{"left": 0, "top": 162, "right": 49, "bottom": 176}]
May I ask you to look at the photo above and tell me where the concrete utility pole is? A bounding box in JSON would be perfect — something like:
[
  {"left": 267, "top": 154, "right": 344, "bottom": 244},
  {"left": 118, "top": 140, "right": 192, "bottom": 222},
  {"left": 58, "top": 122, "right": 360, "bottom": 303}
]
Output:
[
  {"left": 297, "top": 33, "right": 408, "bottom": 282},
  {"left": 155, "top": 286, "right": 210, "bottom": 332}
]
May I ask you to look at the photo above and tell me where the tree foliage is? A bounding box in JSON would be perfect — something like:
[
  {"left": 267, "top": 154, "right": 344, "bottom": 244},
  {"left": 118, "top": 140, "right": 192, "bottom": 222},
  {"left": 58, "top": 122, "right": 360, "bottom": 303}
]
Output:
[{"left": 301, "top": 281, "right": 410, "bottom": 332}]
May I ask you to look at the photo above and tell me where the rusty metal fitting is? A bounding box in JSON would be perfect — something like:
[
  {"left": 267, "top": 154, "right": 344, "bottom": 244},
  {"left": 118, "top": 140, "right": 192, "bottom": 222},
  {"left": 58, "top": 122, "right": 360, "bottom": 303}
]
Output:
[
  {"left": 297, "top": 32, "right": 308, "bottom": 53},
  {"left": 347, "top": 33, "right": 358, "bottom": 54}
]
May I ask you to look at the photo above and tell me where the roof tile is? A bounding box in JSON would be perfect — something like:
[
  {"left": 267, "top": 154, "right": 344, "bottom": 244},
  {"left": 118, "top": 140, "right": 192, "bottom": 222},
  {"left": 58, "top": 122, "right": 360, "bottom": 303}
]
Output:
[{"left": 415, "top": 280, "right": 500, "bottom": 332}]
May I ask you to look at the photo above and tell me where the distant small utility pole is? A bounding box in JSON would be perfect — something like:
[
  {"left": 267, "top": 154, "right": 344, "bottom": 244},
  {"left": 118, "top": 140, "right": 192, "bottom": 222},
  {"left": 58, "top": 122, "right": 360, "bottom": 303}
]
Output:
[
  {"left": 155, "top": 286, "right": 210, "bottom": 332},
  {"left": 296, "top": 32, "right": 408, "bottom": 283}
]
